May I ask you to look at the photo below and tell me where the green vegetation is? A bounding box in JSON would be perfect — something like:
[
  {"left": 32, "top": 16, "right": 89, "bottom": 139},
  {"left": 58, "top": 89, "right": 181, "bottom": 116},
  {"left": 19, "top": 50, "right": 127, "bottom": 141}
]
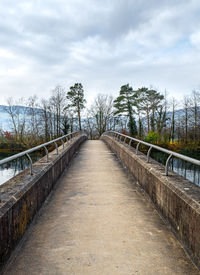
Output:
[
  {"left": 66, "top": 83, "right": 86, "bottom": 131},
  {"left": 114, "top": 84, "right": 137, "bottom": 136},
  {"left": 1, "top": 83, "right": 200, "bottom": 158}
]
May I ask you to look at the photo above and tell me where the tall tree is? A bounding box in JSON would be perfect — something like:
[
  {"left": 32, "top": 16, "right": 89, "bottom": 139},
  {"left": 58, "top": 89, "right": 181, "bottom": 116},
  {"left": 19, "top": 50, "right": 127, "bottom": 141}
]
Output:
[
  {"left": 136, "top": 87, "right": 164, "bottom": 133},
  {"left": 149, "top": 90, "right": 164, "bottom": 132},
  {"left": 136, "top": 87, "right": 150, "bottom": 132},
  {"left": 4, "top": 97, "right": 27, "bottom": 142},
  {"left": 114, "top": 84, "right": 137, "bottom": 136},
  {"left": 89, "top": 94, "right": 113, "bottom": 136},
  {"left": 169, "top": 97, "right": 178, "bottom": 143},
  {"left": 67, "top": 83, "right": 86, "bottom": 131},
  {"left": 28, "top": 95, "right": 40, "bottom": 139},
  {"left": 155, "top": 105, "right": 167, "bottom": 139},
  {"left": 183, "top": 95, "right": 191, "bottom": 144},
  {"left": 40, "top": 99, "right": 51, "bottom": 141},
  {"left": 50, "top": 85, "right": 66, "bottom": 136}
]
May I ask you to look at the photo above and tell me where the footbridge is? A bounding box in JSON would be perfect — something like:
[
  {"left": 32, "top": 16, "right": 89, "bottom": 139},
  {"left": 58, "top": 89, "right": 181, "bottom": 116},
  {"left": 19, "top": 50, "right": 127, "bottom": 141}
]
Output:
[{"left": 0, "top": 132, "right": 200, "bottom": 274}]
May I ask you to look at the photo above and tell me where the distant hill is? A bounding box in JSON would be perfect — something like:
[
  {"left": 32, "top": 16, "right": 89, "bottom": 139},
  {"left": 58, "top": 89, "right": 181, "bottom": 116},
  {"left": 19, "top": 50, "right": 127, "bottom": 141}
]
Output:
[
  {"left": 0, "top": 104, "right": 199, "bottom": 132},
  {"left": 0, "top": 105, "right": 11, "bottom": 131}
]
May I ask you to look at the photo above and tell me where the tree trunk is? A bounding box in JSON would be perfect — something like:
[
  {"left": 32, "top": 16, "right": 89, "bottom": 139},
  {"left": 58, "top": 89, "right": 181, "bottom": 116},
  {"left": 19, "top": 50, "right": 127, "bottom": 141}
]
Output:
[
  {"left": 147, "top": 108, "right": 150, "bottom": 133},
  {"left": 185, "top": 108, "right": 188, "bottom": 144},
  {"left": 78, "top": 104, "right": 81, "bottom": 131}
]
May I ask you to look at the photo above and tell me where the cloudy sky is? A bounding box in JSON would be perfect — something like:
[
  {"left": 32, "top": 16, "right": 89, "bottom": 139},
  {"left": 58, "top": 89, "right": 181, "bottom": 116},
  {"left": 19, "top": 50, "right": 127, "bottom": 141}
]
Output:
[{"left": 0, "top": 0, "right": 200, "bottom": 106}]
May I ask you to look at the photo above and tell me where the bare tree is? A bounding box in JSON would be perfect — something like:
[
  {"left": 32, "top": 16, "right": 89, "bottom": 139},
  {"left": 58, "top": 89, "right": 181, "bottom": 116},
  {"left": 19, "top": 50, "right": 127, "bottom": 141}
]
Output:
[
  {"left": 89, "top": 94, "right": 114, "bottom": 137},
  {"left": 4, "top": 97, "right": 18, "bottom": 139},
  {"left": 50, "top": 85, "right": 66, "bottom": 137},
  {"left": 27, "top": 95, "right": 41, "bottom": 139},
  {"left": 4, "top": 97, "right": 27, "bottom": 142},
  {"left": 183, "top": 95, "right": 191, "bottom": 144},
  {"left": 40, "top": 99, "right": 51, "bottom": 141},
  {"left": 85, "top": 112, "right": 96, "bottom": 139},
  {"left": 169, "top": 97, "right": 178, "bottom": 143}
]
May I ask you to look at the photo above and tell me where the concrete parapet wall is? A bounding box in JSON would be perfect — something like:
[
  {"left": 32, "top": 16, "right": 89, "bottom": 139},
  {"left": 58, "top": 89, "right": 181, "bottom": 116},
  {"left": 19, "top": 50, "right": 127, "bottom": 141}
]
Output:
[
  {"left": 0, "top": 135, "right": 87, "bottom": 269},
  {"left": 102, "top": 135, "right": 200, "bottom": 267}
]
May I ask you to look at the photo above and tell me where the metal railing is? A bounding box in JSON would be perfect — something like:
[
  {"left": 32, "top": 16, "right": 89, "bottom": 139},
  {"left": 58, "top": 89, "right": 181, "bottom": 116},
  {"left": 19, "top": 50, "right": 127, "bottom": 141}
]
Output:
[
  {"left": 0, "top": 131, "right": 83, "bottom": 175},
  {"left": 102, "top": 131, "right": 200, "bottom": 176}
]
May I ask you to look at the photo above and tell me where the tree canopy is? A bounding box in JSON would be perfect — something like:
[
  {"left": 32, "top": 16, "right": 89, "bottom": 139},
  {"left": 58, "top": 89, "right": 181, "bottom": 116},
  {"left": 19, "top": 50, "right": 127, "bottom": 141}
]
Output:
[
  {"left": 66, "top": 83, "right": 86, "bottom": 131},
  {"left": 114, "top": 84, "right": 137, "bottom": 136}
]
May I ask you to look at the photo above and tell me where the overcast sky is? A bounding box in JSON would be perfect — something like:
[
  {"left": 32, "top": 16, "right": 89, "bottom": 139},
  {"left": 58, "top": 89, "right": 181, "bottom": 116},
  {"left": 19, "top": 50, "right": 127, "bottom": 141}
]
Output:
[{"left": 0, "top": 0, "right": 200, "bottom": 106}]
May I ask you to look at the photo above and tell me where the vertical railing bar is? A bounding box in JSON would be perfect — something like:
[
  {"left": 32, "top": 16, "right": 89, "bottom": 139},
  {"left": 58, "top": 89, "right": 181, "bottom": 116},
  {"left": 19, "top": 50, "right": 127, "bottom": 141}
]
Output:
[
  {"left": 165, "top": 154, "right": 172, "bottom": 176},
  {"left": 184, "top": 160, "right": 187, "bottom": 179},
  {"left": 61, "top": 138, "right": 64, "bottom": 149},
  {"left": 43, "top": 145, "right": 49, "bottom": 162},
  {"left": 147, "top": 146, "right": 152, "bottom": 163},
  {"left": 26, "top": 153, "right": 33, "bottom": 175},
  {"left": 136, "top": 142, "right": 140, "bottom": 155},
  {"left": 129, "top": 139, "right": 132, "bottom": 148},
  {"left": 54, "top": 141, "right": 59, "bottom": 155}
]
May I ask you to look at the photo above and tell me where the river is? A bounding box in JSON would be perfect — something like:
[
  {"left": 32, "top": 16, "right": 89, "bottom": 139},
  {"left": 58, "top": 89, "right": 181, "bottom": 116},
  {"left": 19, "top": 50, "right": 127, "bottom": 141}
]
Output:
[
  {"left": 0, "top": 152, "right": 45, "bottom": 185},
  {"left": 151, "top": 151, "right": 200, "bottom": 187}
]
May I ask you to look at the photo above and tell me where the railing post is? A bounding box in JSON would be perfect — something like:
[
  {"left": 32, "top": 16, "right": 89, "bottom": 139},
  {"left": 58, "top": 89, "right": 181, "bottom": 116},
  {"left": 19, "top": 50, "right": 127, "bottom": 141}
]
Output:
[
  {"left": 123, "top": 137, "right": 127, "bottom": 144},
  {"left": 129, "top": 139, "right": 132, "bottom": 148},
  {"left": 136, "top": 142, "right": 140, "bottom": 155},
  {"left": 61, "top": 138, "right": 64, "bottom": 149},
  {"left": 26, "top": 153, "right": 33, "bottom": 175},
  {"left": 54, "top": 141, "right": 59, "bottom": 155},
  {"left": 147, "top": 146, "right": 152, "bottom": 163},
  {"left": 43, "top": 146, "right": 49, "bottom": 162},
  {"left": 165, "top": 154, "right": 172, "bottom": 176}
]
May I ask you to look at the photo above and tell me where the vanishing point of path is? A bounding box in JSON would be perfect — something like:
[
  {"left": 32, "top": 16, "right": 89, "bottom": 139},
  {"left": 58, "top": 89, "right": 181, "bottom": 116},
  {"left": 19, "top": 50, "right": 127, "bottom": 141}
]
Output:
[{"left": 3, "top": 140, "right": 199, "bottom": 275}]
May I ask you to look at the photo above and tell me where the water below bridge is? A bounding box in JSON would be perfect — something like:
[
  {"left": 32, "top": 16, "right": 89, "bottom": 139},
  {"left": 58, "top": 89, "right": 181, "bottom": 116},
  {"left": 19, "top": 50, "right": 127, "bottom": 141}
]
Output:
[{"left": 3, "top": 140, "right": 199, "bottom": 274}]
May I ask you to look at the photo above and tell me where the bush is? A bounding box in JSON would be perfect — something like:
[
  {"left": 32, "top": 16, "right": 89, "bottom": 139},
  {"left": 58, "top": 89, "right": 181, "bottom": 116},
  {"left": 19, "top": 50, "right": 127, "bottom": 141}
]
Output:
[{"left": 144, "top": 131, "right": 159, "bottom": 144}]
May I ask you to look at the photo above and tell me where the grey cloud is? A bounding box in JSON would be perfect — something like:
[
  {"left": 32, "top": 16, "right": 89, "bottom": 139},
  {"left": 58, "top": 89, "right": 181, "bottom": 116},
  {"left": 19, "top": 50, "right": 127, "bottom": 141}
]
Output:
[{"left": 0, "top": 0, "right": 200, "bottom": 104}]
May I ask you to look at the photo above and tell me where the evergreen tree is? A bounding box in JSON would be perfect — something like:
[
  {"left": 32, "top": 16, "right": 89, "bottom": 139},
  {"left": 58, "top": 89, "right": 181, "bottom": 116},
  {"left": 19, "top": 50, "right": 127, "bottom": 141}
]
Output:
[
  {"left": 61, "top": 115, "right": 70, "bottom": 135},
  {"left": 114, "top": 84, "right": 137, "bottom": 136},
  {"left": 66, "top": 83, "right": 86, "bottom": 131},
  {"left": 136, "top": 87, "right": 164, "bottom": 133}
]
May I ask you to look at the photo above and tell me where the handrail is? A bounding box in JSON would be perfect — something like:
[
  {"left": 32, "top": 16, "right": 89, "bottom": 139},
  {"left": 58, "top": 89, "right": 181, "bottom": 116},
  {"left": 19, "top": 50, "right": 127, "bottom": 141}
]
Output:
[
  {"left": 0, "top": 131, "right": 83, "bottom": 175},
  {"left": 102, "top": 131, "right": 200, "bottom": 176}
]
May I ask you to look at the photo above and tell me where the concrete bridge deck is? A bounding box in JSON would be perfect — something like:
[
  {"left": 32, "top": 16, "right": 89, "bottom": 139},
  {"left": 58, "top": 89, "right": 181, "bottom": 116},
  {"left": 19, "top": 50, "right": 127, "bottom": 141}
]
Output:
[{"left": 3, "top": 140, "right": 199, "bottom": 274}]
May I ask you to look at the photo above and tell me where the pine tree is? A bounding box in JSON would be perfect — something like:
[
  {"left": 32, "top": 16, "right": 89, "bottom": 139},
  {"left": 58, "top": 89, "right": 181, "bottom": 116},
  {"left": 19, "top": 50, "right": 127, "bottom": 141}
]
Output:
[
  {"left": 66, "top": 83, "right": 86, "bottom": 131},
  {"left": 114, "top": 84, "right": 137, "bottom": 136},
  {"left": 136, "top": 87, "right": 164, "bottom": 133}
]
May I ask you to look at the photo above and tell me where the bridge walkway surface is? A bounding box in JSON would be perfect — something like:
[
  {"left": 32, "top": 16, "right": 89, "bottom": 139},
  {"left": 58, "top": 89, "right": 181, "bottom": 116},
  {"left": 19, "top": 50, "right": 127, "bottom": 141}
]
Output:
[{"left": 3, "top": 140, "right": 199, "bottom": 275}]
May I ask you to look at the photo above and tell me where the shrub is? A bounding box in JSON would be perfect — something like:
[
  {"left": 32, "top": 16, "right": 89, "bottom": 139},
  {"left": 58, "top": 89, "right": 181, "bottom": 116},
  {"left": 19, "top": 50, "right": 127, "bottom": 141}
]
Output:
[{"left": 144, "top": 131, "right": 159, "bottom": 144}]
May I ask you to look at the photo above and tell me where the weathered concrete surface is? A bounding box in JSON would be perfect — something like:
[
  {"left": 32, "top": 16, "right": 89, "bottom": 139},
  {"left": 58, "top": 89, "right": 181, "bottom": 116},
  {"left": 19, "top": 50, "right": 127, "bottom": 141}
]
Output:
[
  {"left": 101, "top": 135, "right": 200, "bottom": 268},
  {"left": 0, "top": 134, "right": 87, "bottom": 270},
  {"left": 3, "top": 140, "right": 199, "bottom": 275}
]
